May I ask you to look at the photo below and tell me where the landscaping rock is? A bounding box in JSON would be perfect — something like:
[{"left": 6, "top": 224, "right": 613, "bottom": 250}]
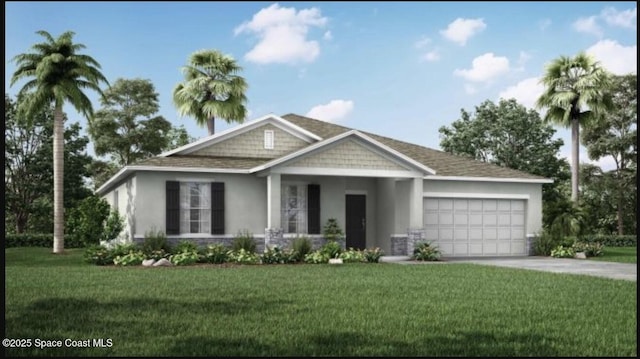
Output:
[
  {"left": 575, "top": 252, "right": 587, "bottom": 259},
  {"left": 329, "top": 258, "right": 343, "bottom": 264},
  {"left": 153, "top": 258, "right": 173, "bottom": 267},
  {"left": 142, "top": 259, "right": 156, "bottom": 267}
]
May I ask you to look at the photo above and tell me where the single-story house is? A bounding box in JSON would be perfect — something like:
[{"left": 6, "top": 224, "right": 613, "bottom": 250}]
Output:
[{"left": 97, "top": 113, "right": 552, "bottom": 257}]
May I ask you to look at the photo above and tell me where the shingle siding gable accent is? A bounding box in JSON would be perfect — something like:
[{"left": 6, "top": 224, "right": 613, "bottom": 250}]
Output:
[
  {"left": 289, "top": 139, "right": 407, "bottom": 171},
  {"left": 190, "top": 124, "right": 308, "bottom": 159}
]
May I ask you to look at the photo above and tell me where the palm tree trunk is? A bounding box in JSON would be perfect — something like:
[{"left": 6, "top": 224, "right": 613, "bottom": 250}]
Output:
[
  {"left": 571, "top": 117, "right": 579, "bottom": 202},
  {"left": 53, "top": 105, "right": 65, "bottom": 253},
  {"left": 207, "top": 117, "right": 215, "bottom": 136}
]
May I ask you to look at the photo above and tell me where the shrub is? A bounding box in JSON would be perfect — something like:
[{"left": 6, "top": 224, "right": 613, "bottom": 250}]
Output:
[
  {"left": 304, "top": 250, "right": 329, "bottom": 264},
  {"left": 145, "top": 249, "right": 169, "bottom": 261},
  {"left": 532, "top": 230, "right": 563, "bottom": 256},
  {"left": 413, "top": 241, "right": 441, "bottom": 261},
  {"left": 65, "top": 195, "right": 110, "bottom": 246},
  {"left": 4, "top": 233, "right": 82, "bottom": 249},
  {"left": 363, "top": 247, "right": 384, "bottom": 263},
  {"left": 113, "top": 251, "right": 145, "bottom": 266},
  {"left": 102, "top": 210, "right": 125, "bottom": 243},
  {"left": 232, "top": 230, "right": 257, "bottom": 253},
  {"left": 550, "top": 245, "right": 575, "bottom": 258},
  {"left": 262, "top": 246, "right": 297, "bottom": 264},
  {"left": 579, "top": 234, "right": 637, "bottom": 247},
  {"left": 340, "top": 248, "right": 366, "bottom": 263},
  {"left": 573, "top": 242, "right": 604, "bottom": 257},
  {"left": 170, "top": 251, "right": 199, "bottom": 266},
  {"left": 320, "top": 241, "right": 342, "bottom": 259},
  {"left": 291, "top": 236, "right": 313, "bottom": 262},
  {"left": 202, "top": 244, "right": 230, "bottom": 264},
  {"left": 83, "top": 245, "right": 113, "bottom": 265},
  {"left": 109, "top": 243, "right": 140, "bottom": 258},
  {"left": 141, "top": 228, "right": 170, "bottom": 254},
  {"left": 228, "top": 249, "right": 260, "bottom": 264},
  {"left": 174, "top": 240, "right": 199, "bottom": 254},
  {"left": 323, "top": 218, "right": 344, "bottom": 242}
]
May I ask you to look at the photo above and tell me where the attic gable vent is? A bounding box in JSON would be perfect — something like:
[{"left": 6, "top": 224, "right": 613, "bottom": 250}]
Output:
[{"left": 264, "top": 130, "right": 274, "bottom": 149}]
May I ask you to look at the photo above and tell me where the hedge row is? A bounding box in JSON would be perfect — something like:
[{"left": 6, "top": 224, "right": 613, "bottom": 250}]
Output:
[
  {"left": 5, "top": 234, "right": 85, "bottom": 249},
  {"left": 579, "top": 234, "right": 637, "bottom": 247}
]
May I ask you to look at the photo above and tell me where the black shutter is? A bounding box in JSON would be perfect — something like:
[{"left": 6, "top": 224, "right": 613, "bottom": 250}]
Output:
[
  {"left": 166, "top": 181, "right": 180, "bottom": 235},
  {"left": 307, "top": 184, "right": 321, "bottom": 234},
  {"left": 211, "top": 182, "right": 225, "bottom": 235}
]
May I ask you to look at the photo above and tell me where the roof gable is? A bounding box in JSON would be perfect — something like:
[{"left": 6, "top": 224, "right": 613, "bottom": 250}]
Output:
[{"left": 160, "top": 114, "right": 322, "bottom": 157}]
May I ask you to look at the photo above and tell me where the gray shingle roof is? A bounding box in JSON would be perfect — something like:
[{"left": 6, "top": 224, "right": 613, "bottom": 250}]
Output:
[{"left": 281, "top": 113, "right": 548, "bottom": 180}]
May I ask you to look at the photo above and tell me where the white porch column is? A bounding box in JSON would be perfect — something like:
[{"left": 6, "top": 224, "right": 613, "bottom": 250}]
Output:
[
  {"left": 267, "top": 173, "right": 281, "bottom": 228},
  {"left": 409, "top": 177, "right": 423, "bottom": 229}
]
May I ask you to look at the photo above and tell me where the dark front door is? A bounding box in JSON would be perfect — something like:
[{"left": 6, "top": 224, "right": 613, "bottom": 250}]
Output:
[{"left": 346, "top": 195, "right": 366, "bottom": 250}]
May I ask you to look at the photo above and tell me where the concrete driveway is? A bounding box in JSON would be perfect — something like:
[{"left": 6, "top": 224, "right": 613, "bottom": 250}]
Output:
[{"left": 381, "top": 256, "right": 637, "bottom": 281}]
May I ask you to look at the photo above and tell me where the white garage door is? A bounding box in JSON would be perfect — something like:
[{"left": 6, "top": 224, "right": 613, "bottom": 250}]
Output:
[{"left": 424, "top": 198, "right": 526, "bottom": 256}]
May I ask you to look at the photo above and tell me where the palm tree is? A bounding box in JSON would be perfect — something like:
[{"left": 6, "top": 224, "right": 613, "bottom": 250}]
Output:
[
  {"left": 10, "top": 30, "right": 108, "bottom": 253},
  {"left": 173, "top": 50, "right": 248, "bottom": 136},
  {"left": 536, "top": 52, "right": 612, "bottom": 202}
]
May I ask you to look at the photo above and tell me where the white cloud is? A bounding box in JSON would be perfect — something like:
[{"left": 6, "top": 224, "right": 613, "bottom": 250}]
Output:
[
  {"left": 498, "top": 77, "right": 544, "bottom": 109},
  {"left": 586, "top": 39, "right": 637, "bottom": 75},
  {"left": 414, "top": 36, "right": 432, "bottom": 49},
  {"left": 601, "top": 6, "right": 637, "bottom": 29},
  {"left": 421, "top": 50, "right": 440, "bottom": 62},
  {"left": 323, "top": 30, "right": 332, "bottom": 40},
  {"left": 306, "top": 100, "right": 354, "bottom": 122},
  {"left": 464, "top": 84, "right": 477, "bottom": 95},
  {"left": 573, "top": 16, "right": 603, "bottom": 37},
  {"left": 538, "top": 18, "right": 552, "bottom": 31},
  {"left": 234, "top": 3, "right": 328, "bottom": 65},
  {"left": 440, "top": 18, "right": 486, "bottom": 46},
  {"left": 453, "top": 53, "right": 510, "bottom": 82}
]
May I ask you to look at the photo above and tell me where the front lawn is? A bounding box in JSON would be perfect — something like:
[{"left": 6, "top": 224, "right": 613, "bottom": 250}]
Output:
[
  {"left": 589, "top": 246, "right": 637, "bottom": 263},
  {"left": 5, "top": 247, "right": 637, "bottom": 357}
]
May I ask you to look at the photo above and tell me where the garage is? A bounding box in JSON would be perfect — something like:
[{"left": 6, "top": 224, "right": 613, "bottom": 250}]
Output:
[{"left": 423, "top": 198, "right": 526, "bottom": 256}]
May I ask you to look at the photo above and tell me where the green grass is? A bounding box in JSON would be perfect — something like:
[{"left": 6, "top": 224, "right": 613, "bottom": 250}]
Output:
[
  {"left": 588, "top": 246, "right": 637, "bottom": 263},
  {"left": 5, "top": 247, "right": 637, "bottom": 357}
]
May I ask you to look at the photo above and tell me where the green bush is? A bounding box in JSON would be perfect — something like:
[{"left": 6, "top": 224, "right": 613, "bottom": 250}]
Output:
[
  {"left": 113, "top": 251, "right": 145, "bottom": 266},
  {"left": 262, "top": 246, "right": 297, "bottom": 264},
  {"left": 145, "top": 249, "right": 169, "bottom": 261},
  {"left": 4, "top": 233, "right": 84, "bottom": 249},
  {"left": 291, "top": 236, "right": 313, "bottom": 262},
  {"left": 532, "top": 230, "right": 563, "bottom": 256},
  {"left": 363, "top": 247, "right": 384, "bottom": 263},
  {"left": 174, "top": 240, "right": 199, "bottom": 254},
  {"left": 573, "top": 242, "right": 604, "bottom": 257},
  {"left": 109, "top": 243, "right": 140, "bottom": 257},
  {"left": 340, "top": 248, "right": 366, "bottom": 263},
  {"left": 232, "top": 230, "right": 257, "bottom": 253},
  {"left": 228, "top": 248, "right": 260, "bottom": 264},
  {"left": 65, "top": 195, "right": 111, "bottom": 246},
  {"left": 323, "top": 218, "right": 344, "bottom": 242},
  {"left": 83, "top": 245, "right": 113, "bottom": 265},
  {"left": 304, "top": 250, "right": 329, "bottom": 264},
  {"left": 579, "top": 234, "right": 637, "bottom": 247},
  {"left": 550, "top": 245, "right": 575, "bottom": 258},
  {"left": 170, "top": 251, "right": 199, "bottom": 266},
  {"left": 320, "top": 241, "right": 342, "bottom": 259},
  {"left": 202, "top": 244, "right": 230, "bottom": 264},
  {"left": 103, "top": 210, "right": 125, "bottom": 243},
  {"left": 141, "top": 228, "right": 171, "bottom": 254},
  {"left": 413, "top": 241, "right": 441, "bottom": 261}
]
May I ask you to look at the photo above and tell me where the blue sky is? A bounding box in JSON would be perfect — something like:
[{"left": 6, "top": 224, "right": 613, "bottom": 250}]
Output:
[{"left": 5, "top": 1, "right": 637, "bottom": 171}]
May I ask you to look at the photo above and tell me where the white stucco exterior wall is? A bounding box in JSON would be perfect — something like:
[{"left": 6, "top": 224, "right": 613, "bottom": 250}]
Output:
[{"left": 101, "top": 175, "right": 136, "bottom": 243}]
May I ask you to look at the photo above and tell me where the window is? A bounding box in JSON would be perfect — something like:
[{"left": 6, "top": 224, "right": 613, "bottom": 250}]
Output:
[
  {"left": 281, "top": 184, "right": 307, "bottom": 233},
  {"left": 264, "top": 130, "right": 274, "bottom": 149},
  {"left": 180, "top": 182, "right": 211, "bottom": 234}
]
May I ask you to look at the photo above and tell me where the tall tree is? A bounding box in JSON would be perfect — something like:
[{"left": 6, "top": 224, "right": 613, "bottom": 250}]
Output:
[
  {"left": 439, "top": 98, "right": 571, "bottom": 228},
  {"left": 536, "top": 52, "right": 613, "bottom": 203},
  {"left": 582, "top": 74, "right": 637, "bottom": 234},
  {"left": 165, "top": 125, "right": 196, "bottom": 151},
  {"left": 173, "top": 49, "right": 248, "bottom": 136},
  {"left": 89, "top": 78, "right": 172, "bottom": 167},
  {"left": 5, "top": 94, "right": 93, "bottom": 234},
  {"left": 10, "top": 30, "right": 108, "bottom": 253}
]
